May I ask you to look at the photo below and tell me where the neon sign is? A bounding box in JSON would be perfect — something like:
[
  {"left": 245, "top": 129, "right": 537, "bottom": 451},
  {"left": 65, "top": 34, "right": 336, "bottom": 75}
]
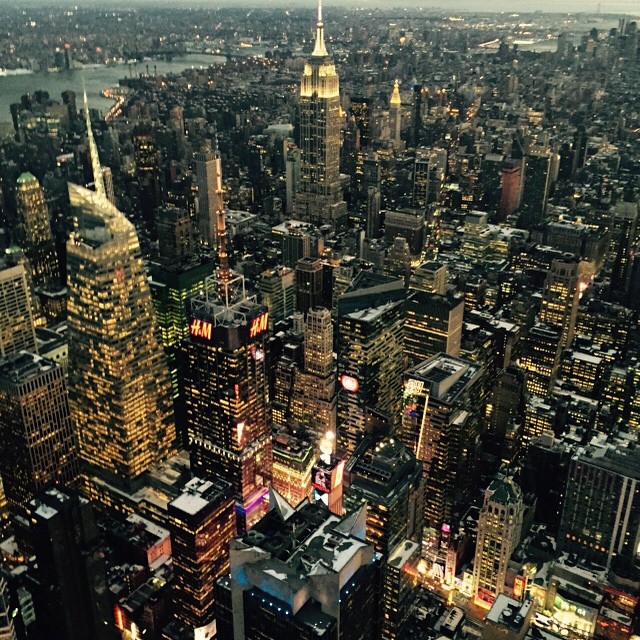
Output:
[
  {"left": 249, "top": 312, "right": 269, "bottom": 339},
  {"left": 189, "top": 318, "right": 212, "bottom": 340}
]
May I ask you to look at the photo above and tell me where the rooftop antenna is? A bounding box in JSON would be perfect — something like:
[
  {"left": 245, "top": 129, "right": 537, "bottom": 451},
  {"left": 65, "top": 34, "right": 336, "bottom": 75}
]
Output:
[{"left": 312, "top": 0, "right": 328, "bottom": 57}]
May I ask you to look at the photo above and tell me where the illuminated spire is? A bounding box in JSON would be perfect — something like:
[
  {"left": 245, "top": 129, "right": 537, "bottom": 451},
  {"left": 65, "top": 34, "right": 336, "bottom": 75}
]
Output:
[
  {"left": 213, "top": 131, "right": 230, "bottom": 297},
  {"left": 390, "top": 79, "right": 402, "bottom": 107},
  {"left": 82, "top": 81, "right": 105, "bottom": 199},
  {"left": 312, "top": 0, "right": 328, "bottom": 58}
]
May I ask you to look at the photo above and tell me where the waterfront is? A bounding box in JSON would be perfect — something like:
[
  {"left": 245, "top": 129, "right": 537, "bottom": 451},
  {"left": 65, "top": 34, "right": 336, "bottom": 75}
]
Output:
[{"left": 0, "top": 54, "right": 225, "bottom": 123}]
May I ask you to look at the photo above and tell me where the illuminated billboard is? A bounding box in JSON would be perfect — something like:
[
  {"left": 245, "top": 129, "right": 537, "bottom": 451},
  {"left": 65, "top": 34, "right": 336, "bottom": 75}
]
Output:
[
  {"left": 340, "top": 375, "right": 359, "bottom": 393},
  {"left": 189, "top": 317, "right": 213, "bottom": 340},
  {"left": 249, "top": 312, "right": 269, "bottom": 339}
]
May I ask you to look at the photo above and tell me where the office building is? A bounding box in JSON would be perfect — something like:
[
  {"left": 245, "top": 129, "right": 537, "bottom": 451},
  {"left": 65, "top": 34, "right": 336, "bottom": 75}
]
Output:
[
  {"left": 401, "top": 355, "right": 482, "bottom": 532},
  {"left": 168, "top": 477, "right": 235, "bottom": 633},
  {"left": 472, "top": 477, "right": 524, "bottom": 608},
  {"left": 559, "top": 444, "right": 640, "bottom": 571},
  {"left": 384, "top": 207, "right": 425, "bottom": 255},
  {"left": 28, "top": 488, "right": 115, "bottom": 640},
  {"left": 518, "top": 323, "right": 562, "bottom": 396},
  {"left": 0, "top": 263, "right": 37, "bottom": 359},
  {"left": 366, "top": 186, "right": 382, "bottom": 240},
  {"left": 156, "top": 204, "right": 195, "bottom": 261},
  {"left": 294, "top": 3, "right": 347, "bottom": 228},
  {"left": 183, "top": 275, "right": 272, "bottom": 534},
  {"left": 67, "top": 132, "right": 175, "bottom": 495},
  {"left": 290, "top": 307, "right": 337, "bottom": 445},
  {"left": 404, "top": 290, "right": 464, "bottom": 366},
  {"left": 271, "top": 434, "right": 314, "bottom": 507},
  {"left": 609, "top": 201, "right": 637, "bottom": 296},
  {"left": 483, "top": 596, "right": 533, "bottom": 640},
  {"left": 337, "top": 273, "right": 405, "bottom": 455},
  {"left": 0, "top": 577, "right": 16, "bottom": 640},
  {"left": 522, "top": 433, "right": 570, "bottom": 535},
  {"left": 409, "top": 261, "right": 447, "bottom": 294},
  {"left": 15, "top": 172, "right": 60, "bottom": 288},
  {"left": 0, "top": 353, "right": 79, "bottom": 523},
  {"left": 259, "top": 266, "right": 296, "bottom": 328},
  {"left": 389, "top": 80, "right": 402, "bottom": 147},
  {"left": 518, "top": 146, "right": 551, "bottom": 229},
  {"left": 350, "top": 96, "right": 372, "bottom": 148},
  {"left": 539, "top": 258, "right": 590, "bottom": 350},
  {"left": 382, "top": 540, "right": 421, "bottom": 640},
  {"left": 498, "top": 163, "right": 522, "bottom": 220},
  {"left": 215, "top": 498, "right": 379, "bottom": 640},
  {"left": 295, "top": 257, "right": 324, "bottom": 314},
  {"left": 345, "top": 434, "right": 423, "bottom": 556},
  {"left": 285, "top": 143, "right": 301, "bottom": 215},
  {"left": 195, "top": 140, "right": 224, "bottom": 249},
  {"left": 149, "top": 256, "right": 214, "bottom": 399}
]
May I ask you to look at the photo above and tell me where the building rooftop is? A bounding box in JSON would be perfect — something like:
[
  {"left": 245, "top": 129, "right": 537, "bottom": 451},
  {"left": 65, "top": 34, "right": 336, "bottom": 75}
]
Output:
[
  {"left": 407, "top": 353, "right": 480, "bottom": 404},
  {"left": 486, "top": 594, "right": 532, "bottom": 631},
  {"left": 0, "top": 351, "right": 56, "bottom": 384}
]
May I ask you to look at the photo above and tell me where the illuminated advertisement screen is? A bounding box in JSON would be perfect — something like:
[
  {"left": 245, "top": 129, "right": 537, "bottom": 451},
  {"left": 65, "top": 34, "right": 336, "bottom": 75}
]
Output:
[{"left": 312, "top": 467, "right": 331, "bottom": 493}]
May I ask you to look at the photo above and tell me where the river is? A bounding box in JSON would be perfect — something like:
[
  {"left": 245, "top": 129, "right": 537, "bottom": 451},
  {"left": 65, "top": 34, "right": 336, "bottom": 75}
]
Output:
[{"left": 0, "top": 54, "right": 226, "bottom": 123}]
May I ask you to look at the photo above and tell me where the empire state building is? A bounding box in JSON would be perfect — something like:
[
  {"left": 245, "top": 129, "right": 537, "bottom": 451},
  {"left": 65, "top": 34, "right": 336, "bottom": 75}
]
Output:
[{"left": 294, "top": 1, "right": 347, "bottom": 229}]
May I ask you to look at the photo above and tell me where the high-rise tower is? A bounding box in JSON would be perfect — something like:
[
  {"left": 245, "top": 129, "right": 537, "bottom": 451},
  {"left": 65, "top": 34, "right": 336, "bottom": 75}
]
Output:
[
  {"left": 294, "top": 1, "right": 347, "bottom": 229},
  {"left": 337, "top": 273, "right": 405, "bottom": 456},
  {"left": 539, "top": 258, "right": 591, "bottom": 350},
  {"left": 472, "top": 477, "right": 524, "bottom": 608},
  {"left": 389, "top": 80, "right": 402, "bottom": 147},
  {"left": 0, "top": 353, "right": 79, "bottom": 523},
  {"left": 15, "top": 173, "right": 62, "bottom": 322},
  {"left": 67, "top": 94, "right": 175, "bottom": 495},
  {"left": 184, "top": 149, "right": 272, "bottom": 534},
  {"left": 0, "top": 262, "right": 37, "bottom": 359},
  {"left": 195, "top": 140, "right": 224, "bottom": 249}
]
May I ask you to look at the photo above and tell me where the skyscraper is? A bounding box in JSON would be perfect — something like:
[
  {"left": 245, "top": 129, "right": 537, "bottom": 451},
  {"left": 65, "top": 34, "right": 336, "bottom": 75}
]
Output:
[
  {"left": 291, "top": 307, "right": 337, "bottom": 444},
  {"left": 156, "top": 204, "right": 195, "bottom": 261},
  {"left": 539, "top": 258, "right": 590, "bottom": 350},
  {"left": 259, "top": 266, "right": 297, "bottom": 328},
  {"left": 337, "top": 273, "right": 405, "bottom": 456},
  {"left": 28, "top": 488, "right": 115, "bottom": 640},
  {"left": 518, "top": 146, "right": 551, "bottom": 229},
  {"left": 345, "top": 434, "right": 423, "bottom": 557},
  {"left": 498, "top": 162, "right": 522, "bottom": 221},
  {"left": 184, "top": 276, "right": 272, "bottom": 534},
  {"left": 15, "top": 172, "right": 61, "bottom": 320},
  {"left": 195, "top": 140, "right": 224, "bottom": 249},
  {"left": 389, "top": 80, "right": 402, "bottom": 147},
  {"left": 472, "top": 477, "right": 524, "bottom": 608},
  {"left": 294, "top": 1, "right": 347, "bottom": 229},
  {"left": 0, "top": 576, "right": 16, "bottom": 640},
  {"left": 558, "top": 444, "right": 640, "bottom": 571},
  {"left": 518, "top": 323, "right": 562, "bottom": 396},
  {"left": 295, "top": 257, "right": 324, "bottom": 314},
  {"left": 271, "top": 433, "right": 314, "bottom": 507},
  {"left": 0, "top": 353, "right": 79, "bottom": 523},
  {"left": 609, "top": 201, "right": 637, "bottom": 297},
  {"left": 0, "top": 262, "right": 37, "bottom": 359},
  {"left": 168, "top": 477, "right": 235, "bottom": 634},
  {"left": 67, "top": 104, "right": 175, "bottom": 495},
  {"left": 401, "top": 355, "right": 482, "bottom": 533},
  {"left": 215, "top": 498, "right": 379, "bottom": 640},
  {"left": 404, "top": 290, "right": 464, "bottom": 366}
]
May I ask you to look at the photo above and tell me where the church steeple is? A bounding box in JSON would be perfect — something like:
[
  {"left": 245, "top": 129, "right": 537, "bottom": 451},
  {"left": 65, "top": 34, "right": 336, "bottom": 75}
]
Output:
[{"left": 312, "top": 0, "right": 328, "bottom": 58}]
